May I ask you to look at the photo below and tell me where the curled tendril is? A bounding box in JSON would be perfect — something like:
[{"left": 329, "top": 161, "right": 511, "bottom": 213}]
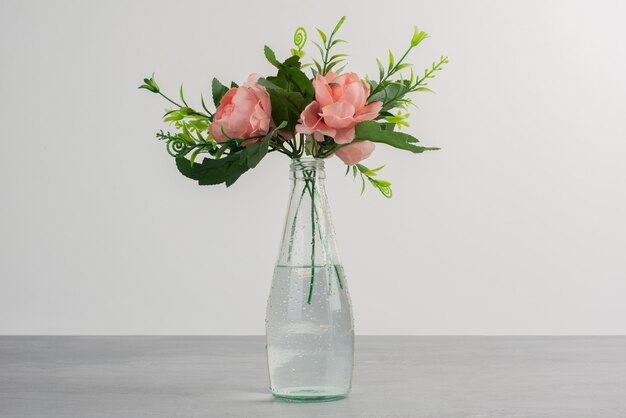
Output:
[
  {"left": 377, "top": 184, "right": 393, "bottom": 198},
  {"left": 157, "top": 130, "right": 192, "bottom": 157},
  {"left": 166, "top": 137, "right": 189, "bottom": 157},
  {"left": 293, "top": 27, "right": 307, "bottom": 51}
]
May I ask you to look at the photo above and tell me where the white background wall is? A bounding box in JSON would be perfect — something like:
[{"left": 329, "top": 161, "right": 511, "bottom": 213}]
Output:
[{"left": 1, "top": 0, "right": 625, "bottom": 335}]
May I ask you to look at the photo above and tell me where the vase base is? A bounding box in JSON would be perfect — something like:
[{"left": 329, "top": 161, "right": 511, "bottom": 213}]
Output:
[{"left": 271, "top": 386, "right": 349, "bottom": 403}]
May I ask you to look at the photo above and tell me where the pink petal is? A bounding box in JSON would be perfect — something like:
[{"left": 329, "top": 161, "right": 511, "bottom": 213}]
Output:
[
  {"left": 341, "top": 81, "right": 367, "bottom": 110},
  {"left": 208, "top": 121, "right": 226, "bottom": 142},
  {"left": 354, "top": 101, "right": 383, "bottom": 122},
  {"left": 313, "top": 75, "right": 334, "bottom": 108},
  {"left": 321, "top": 102, "right": 356, "bottom": 129},
  {"left": 333, "top": 126, "right": 356, "bottom": 144},
  {"left": 249, "top": 103, "right": 270, "bottom": 136},
  {"left": 300, "top": 101, "right": 323, "bottom": 129},
  {"left": 296, "top": 101, "right": 336, "bottom": 138},
  {"left": 334, "top": 141, "right": 376, "bottom": 165}
]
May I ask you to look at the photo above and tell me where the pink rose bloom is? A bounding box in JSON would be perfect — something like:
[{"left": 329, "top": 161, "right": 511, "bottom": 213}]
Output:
[
  {"left": 334, "top": 141, "right": 376, "bottom": 165},
  {"left": 296, "top": 72, "right": 382, "bottom": 144},
  {"left": 208, "top": 74, "right": 272, "bottom": 146}
]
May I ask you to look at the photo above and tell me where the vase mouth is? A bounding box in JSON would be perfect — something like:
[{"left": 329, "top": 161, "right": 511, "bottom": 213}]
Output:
[
  {"left": 290, "top": 157, "right": 325, "bottom": 179},
  {"left": 290, "top": 157, "right": 325, "bottom": 170}
]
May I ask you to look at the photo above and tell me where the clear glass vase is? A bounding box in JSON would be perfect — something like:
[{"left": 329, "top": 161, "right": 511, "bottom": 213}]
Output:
[{"left": 265, "top": 157, "right": 354, "bottom": 402}]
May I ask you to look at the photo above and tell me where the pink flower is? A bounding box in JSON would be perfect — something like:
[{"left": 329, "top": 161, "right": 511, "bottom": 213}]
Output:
[
  {"left": 208, "top": 74, "right": 272, "bottom": 146},
  {"left": 334, "top": 141, "right": 376, "bottom": 165},
  {"left": 296, "top": 72, "right": 382, "bottom": 144}
]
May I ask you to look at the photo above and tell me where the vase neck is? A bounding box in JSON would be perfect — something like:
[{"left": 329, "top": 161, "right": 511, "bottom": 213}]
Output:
[
  {"left": 276, "top": 157, "right": 338, "bottom": 267},
  {"left": 290, "top": 158, "right": 326, "bottom": 181}
]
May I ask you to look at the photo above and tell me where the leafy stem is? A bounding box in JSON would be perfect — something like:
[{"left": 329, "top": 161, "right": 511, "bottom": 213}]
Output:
[
  {"left": 311, "top": 16, "right": 347, "bottom": 75},
  {"left": 140, "top": 75, "right": 211, "bottom": 120},
  {"left": 347, "top": 163, "right": 393, "bottom": 198},
  {"left": 410, "top": 55, "right": 449, "bottom": 91},
  {"left": 369, "top": 27, "right": 429, "bottom": 99},
  {"left": 370, "top": 47, "right": 413, "bottom": 98}
]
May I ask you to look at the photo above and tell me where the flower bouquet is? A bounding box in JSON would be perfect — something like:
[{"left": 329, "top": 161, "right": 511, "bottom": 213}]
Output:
[{"left": 140, "top": 16, "right": 446, "bottom": 402}]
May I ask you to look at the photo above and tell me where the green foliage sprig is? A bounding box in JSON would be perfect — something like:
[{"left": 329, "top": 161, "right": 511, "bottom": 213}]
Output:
[
  {"left": 368, "top": 27, "right": 448, "bottom": 118},
  {"left": 310, "top": 16, "right": 348, "bottom": 75},
  {"left": 347, "top": 164, "right": 393, "bottom": 198}
]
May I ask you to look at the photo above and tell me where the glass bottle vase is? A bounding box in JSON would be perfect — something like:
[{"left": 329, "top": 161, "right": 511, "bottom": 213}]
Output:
[{"left": 265, "top": 158, "right": 354, "bottom": 402}]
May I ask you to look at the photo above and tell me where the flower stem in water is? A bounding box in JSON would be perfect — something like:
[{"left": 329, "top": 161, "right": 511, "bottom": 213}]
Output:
[{"left": 307, "top": 173, "right": 316, "bottom": 304}]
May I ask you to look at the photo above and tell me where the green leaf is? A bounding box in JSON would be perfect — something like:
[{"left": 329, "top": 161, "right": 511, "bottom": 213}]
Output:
[
  {"left": 211, "top": 78, "right": 229, "bottom": 107},
  {"left": 395, "top": 63, "right": 413, "bottom": 71},
  {"left": 312, "top": 41, "right": 324, "bottom": 57},
  {"left": 354, "top": 121, "right": 439, "bottom": 153},
  {"left": 193, "top": 130, "right": 205, "bottom": 142},
  {"left": 178, "top": 107, "right": 194, "bottom": 116},
  {"left": 315, "top": 28, "right": 327, "bottom": 43},
  {"left": 283, "top": 55, "right": 302, "bottom": 69},
  {"left": 264, "top": 45, "right": 282, "bottom": 68},
  {"left": 187, "top": 119, "right": 208, "bottom": 131},
  {"left": 376, "top": 58, "right": 384, "bottom": 79},
  {"left": 179, "top": 84, "right": 189, "bottom": 106},
  {"left": 285, "top": 67, "right": 314, "bottom": 98},
  {"left": 330, "top": 39, "right": 347, "bottom": 47},
  {"left": 325, "top": 59, "right": 344, "bottom": 73},
  {"left": 224, "top": 164, "right": 247, "bottom": 186},
  {"left": 259, "top": 60, "right": 313, "bottom": 128},
  {"left": 176, "top": 151, "right": 250, "bottom": 187},
  {"left": 244, "top": 121, "right": 286, "bottom": 169},
  {"left": 335, "top": 63, "right": 347, "bottom": 74},
  {"left": 262, "top": 54, "right": 314, "bottom": 99},
  {"left": 176, "top": 154, "right": 233, "bottom": 186},
  {"left": 331, "top": 16, "right": 346, "bottom": 36},
  {"left": 388, "top": 50, "right": 395, "bottom": 71},
  {"left": 312, "top": 58, "right": 322, "bottom": 74},
  {"left": 359, "top": 168, "right": 377, "bottom": 177},
  {"left": 189, "top": 147, "right": 204, "bottom": 166},
  {"left": 369, "top": 81, "right": 410, "bottom": 109},
  {"left": 260, "top": 85, "right": 311, "bottom": 132},
  {"left": 245, "top": 136, "right": 270, "bottom": 169},
  {"left": 200, "top": 94, "right": 212, "bottom": 116},
  {"left": 163, "top": 112, "right": 184, "bottom": 122},
  {"left": 180, "top": 125, "right": 196, "bottom": 145},
  {"left": 356, "top": 163, "right": 385, "bottom": 177}
]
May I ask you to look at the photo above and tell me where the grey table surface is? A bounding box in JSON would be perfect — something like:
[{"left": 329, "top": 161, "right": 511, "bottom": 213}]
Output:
[{"left": 1, "top": 337, "right": 625, "bottom": 418}]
